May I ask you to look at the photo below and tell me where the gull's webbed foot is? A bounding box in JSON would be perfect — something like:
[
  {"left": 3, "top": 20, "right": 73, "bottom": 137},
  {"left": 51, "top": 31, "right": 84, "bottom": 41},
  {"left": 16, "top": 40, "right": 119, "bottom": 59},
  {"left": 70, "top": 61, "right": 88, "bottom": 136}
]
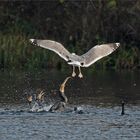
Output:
[
  {"left": 78, "top": 66, "right": 83, "bottom": 78},
  {"left": 72, "top": 66, "right": 76, "bottom": 77},
  {"left": 78, "top": 73, "right": 83, "bottom": 78},
  {"left": 72, "top": 71, "right": 76, "bottom": 77}
]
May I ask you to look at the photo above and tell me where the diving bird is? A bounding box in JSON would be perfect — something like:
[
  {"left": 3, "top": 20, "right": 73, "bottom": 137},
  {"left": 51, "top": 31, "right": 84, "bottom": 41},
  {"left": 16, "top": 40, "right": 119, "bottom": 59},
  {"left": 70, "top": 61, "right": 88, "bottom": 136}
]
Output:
[
  {"left": 27, "top": 89, "right": 45, "bottom": 110},
  {"left": 36, "top": 89, "right": 45, "bottom": 103},
  {"left": 49, "top": 77, "right": 71, "bottom": 112},
  {"left": 27, "top": 95, "right": 33, "bottom": 108},
  {"left": 30, "top": 39, "right": 120, "bottom": 78}
]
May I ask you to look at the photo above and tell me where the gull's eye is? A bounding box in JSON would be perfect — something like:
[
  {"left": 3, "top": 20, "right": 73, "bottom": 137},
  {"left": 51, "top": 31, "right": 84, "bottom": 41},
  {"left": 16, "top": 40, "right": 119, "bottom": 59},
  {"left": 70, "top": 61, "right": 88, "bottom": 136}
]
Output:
[
  {"left": 81, "top": 62, "right": 84, "bottom": 66},
  {"left": 68, "top": 60, "right": 72, "bottom": 63}
]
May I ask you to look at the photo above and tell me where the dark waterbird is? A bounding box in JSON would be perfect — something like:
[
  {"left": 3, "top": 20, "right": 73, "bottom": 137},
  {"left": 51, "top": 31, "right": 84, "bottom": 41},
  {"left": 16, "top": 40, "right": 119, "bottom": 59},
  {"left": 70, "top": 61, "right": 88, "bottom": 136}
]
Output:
[
  {"left": 121, "top": 100, "right": 125, "bottom": 115},
  {"left": 74, "top": 107, "right": 84, "bottom": 114},
  {"left": 27, "top": 95, "right": 33, "bottom": 108},
  {"left": 27, "top": 89, "right": 45, "bottom": 109},
  {"left": 36, "top": 89, "right": 45, "bottom": 105},
  {"left": 49, "top": 77, "right": 71, "bottom": 112},
  {"left": 30, "top": 39, "right": 120, "bottom": 78},
  {"left": 121, "top": 96, "right": 128, "bottom": 115}
]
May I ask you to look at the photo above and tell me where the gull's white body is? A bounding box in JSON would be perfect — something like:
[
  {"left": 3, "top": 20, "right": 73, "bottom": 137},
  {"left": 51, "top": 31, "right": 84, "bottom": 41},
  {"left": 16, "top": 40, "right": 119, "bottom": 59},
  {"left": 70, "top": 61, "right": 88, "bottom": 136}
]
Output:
[{"left": 30, "top": 39, "right": 120, "bottom": 78}]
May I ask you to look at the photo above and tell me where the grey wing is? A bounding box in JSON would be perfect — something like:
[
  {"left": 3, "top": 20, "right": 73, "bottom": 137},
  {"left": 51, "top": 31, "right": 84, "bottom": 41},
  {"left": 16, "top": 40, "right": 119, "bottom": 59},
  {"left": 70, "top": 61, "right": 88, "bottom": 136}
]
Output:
[
  {"left": 30, "top": 39, "right": 72, "bottom": 61},
  {"left": 81, "top": 43, "right": 120, "bottom": 67}
]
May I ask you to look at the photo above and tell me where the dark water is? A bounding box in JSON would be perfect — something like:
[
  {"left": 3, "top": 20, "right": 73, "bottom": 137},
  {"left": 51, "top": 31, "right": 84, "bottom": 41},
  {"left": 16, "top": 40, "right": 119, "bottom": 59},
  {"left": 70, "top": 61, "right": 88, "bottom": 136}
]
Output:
[{"left": 0, "top": 70, "right": 140, "bottom": 140}]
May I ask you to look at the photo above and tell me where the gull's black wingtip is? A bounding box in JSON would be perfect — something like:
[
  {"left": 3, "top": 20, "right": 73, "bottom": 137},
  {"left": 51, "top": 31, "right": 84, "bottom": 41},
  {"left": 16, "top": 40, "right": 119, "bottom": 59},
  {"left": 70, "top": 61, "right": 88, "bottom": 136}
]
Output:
[
  {"left": 115, "top": 43, "right": 120, "bottom": 47},
  {"left": 29, "top": 39, "right": 34, "bottom": 43},
  {"left": 112, "top": 42, "right": 120, "bottom": 50},
  {"left": 29, "top": 39, "right": 37, "bottom": 45}
]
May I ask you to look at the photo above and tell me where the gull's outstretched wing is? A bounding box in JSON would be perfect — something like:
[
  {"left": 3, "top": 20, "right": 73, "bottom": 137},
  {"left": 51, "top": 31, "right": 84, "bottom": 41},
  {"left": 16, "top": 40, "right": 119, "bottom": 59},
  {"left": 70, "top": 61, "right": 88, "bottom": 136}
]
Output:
[
  {"left": 81, "top": 43, "right": 120, "bottom": 67},
  {"left": 30, "top": 39, "right": 72, "bottom": 61}
]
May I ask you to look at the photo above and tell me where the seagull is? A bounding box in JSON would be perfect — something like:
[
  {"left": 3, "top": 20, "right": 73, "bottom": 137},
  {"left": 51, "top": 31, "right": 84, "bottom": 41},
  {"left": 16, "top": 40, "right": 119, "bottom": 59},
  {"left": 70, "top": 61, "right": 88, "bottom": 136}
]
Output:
[{"left": 30, "top": 39, "right": 120, "bottom": 78}]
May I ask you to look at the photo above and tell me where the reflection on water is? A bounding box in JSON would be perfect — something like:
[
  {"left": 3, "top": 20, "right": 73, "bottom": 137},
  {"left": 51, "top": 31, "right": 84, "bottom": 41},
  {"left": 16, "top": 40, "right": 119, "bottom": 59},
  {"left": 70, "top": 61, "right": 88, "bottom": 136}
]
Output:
[
  {"left": 0, "top": 70, "right": 139, "bottom": 104},
  {"left": 0, "top": 70, "right": 140, "bottom": 139}
]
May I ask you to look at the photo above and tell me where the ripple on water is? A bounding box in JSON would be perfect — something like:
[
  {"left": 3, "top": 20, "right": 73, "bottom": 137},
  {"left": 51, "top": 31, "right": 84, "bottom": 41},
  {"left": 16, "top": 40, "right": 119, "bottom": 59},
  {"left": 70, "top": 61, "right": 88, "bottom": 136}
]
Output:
[{"left": 0, "top": 104, "right": 140, "bottom": 140}]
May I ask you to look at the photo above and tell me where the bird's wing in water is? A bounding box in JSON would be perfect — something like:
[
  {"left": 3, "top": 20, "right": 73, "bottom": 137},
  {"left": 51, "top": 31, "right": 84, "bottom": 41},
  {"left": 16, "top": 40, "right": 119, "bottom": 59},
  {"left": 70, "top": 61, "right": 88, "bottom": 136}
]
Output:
[
  {"left": 81, "top": 43, "right": 120, "bottom": 67},
  {"left": 49, "top": 101, "right": 65, "bottom": 112},
  {"left": 30, "top": 39, "right": 72, "bottom": 61}
]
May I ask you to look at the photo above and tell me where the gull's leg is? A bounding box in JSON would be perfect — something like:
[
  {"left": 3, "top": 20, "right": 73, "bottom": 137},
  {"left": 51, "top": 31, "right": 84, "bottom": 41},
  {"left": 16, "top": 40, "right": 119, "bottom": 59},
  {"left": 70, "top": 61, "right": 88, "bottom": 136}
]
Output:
[
  {"left": 78, "top": 66, "right": 83, "bottom": 78},
  {"left": 72, "top": 66, "right": 76, "bottom": 77}
]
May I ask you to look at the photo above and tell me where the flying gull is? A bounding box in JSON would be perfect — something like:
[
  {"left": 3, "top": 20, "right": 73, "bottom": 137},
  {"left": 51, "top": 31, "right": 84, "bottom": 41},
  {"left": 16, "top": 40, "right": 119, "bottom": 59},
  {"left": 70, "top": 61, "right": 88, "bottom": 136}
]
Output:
[{"left": 30, "top": 39, "right": 120, "bottom": 78}]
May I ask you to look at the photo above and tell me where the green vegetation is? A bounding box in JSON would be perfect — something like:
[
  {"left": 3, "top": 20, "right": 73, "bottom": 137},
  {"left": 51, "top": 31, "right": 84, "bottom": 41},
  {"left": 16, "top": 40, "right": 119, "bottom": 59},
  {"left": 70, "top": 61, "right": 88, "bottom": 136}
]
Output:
[
  {"left": 0, "top": 0, "right": 140, "bottom": 71},
  {"left": 0, "top": 34, "right": 66, "bottom": 70}
]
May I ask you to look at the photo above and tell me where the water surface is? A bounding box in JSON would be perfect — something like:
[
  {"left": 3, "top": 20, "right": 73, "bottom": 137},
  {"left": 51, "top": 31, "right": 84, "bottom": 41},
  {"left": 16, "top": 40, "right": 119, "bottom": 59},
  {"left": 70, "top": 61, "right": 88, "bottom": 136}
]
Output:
[{"left": 0, "top": 70, "right": 140, "bottom": 139}]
